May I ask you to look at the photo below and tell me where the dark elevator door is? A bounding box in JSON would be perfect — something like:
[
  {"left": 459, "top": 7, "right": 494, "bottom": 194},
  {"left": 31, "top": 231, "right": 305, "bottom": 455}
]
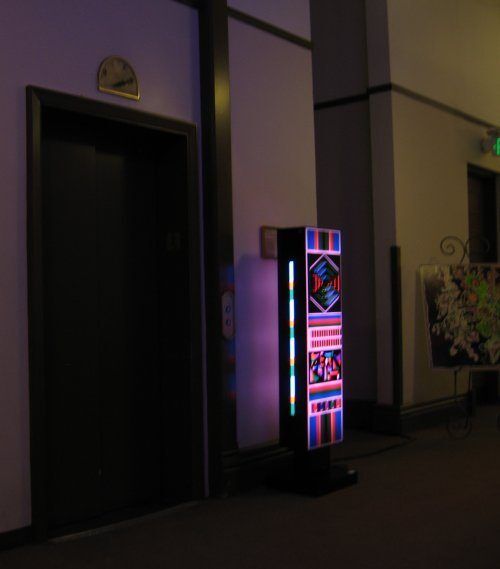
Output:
[{"left": 42, "top": 108, "right": 192, "bottom": 530}]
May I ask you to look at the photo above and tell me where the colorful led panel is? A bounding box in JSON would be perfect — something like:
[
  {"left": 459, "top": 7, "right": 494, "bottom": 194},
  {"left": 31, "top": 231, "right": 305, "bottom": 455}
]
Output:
[
  {"left": 308, "top": 254, "right": 341, "bottom": 313},
  {"left": 309, "top": 411, "right": 342, "bottom": 448},
  {"left": 306, "top": 228, "right": 343, "bottom": 449},
  {"left": 309, "top": 350, "right": 342, "bottom": 384},
  {"left": 278, "top": 227, "right": 343, "bottom": 452}
]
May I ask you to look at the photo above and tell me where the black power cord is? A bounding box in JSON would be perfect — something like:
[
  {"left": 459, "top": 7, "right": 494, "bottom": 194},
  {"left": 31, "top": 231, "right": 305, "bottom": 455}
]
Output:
[{"left": 331, "top": 433, "right": 417, "bottom": 463}]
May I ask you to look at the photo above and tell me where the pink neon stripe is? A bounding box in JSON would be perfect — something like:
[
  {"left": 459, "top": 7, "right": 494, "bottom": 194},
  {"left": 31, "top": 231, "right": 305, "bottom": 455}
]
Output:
[{"left": 310, "top": 380, "right": 342, "bottom": 394}]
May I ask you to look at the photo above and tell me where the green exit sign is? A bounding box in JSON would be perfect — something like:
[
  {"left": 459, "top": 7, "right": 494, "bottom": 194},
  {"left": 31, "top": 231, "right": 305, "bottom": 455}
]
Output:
[{"left": 494, "top": 137, "right": 500, "bottom": 156}]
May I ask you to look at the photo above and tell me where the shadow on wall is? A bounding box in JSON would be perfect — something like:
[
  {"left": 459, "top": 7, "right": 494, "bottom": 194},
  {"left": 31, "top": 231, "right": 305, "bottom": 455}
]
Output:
[
  {"left": 235, "top": 254, "right": 280, "bottom": 448},
  {"left": 336, "top": 231, "right": 377, "bottom": 401}
]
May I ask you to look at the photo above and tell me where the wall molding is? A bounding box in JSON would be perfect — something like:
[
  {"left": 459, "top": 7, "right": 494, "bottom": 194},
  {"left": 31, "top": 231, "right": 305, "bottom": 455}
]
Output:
[
  {"left": 222, "top": 444, "right": 294, "bottom": 495},
  {"left": 175, "top": 1, "right": 314, "bottom": 50},
  {"left": 228, "top": 7, "right": 312, "bottom": 50},
  {"left": 173, "top": 0, "right": 200, "bottom": 9},
  {"left": 391, "top": 83, "right": 499, "bottom": 130},
  {"left": 315, "top": 82, "right": 500, "bottom": 130},
  {"left": 0, "top": 526, "right": 32, "bottom": 552},
  {"left": 401, "top": 395, "right": 471, "bottom": 431},
  {"left": 314, "top": 92, "right": 369, "bottom": 111},
  {"left": 373, "top": 394, "right": 470, "bottom": 435}
]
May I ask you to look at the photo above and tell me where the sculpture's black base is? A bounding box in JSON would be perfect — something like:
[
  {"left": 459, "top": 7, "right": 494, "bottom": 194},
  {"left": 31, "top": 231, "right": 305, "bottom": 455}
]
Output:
[{"left": 269, "top": 464, "right": 358, "bottom": 497}]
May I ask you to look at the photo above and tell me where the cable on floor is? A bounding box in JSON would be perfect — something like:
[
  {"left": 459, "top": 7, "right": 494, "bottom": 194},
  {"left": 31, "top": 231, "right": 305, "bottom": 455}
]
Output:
[{"left": 331, "top": 433, "right": 417, "bottom": 463}]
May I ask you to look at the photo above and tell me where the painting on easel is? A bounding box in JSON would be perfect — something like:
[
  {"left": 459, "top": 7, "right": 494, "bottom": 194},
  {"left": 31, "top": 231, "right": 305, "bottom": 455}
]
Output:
[{"left": 420, "top": 264, "right": 500, "bottom": 369}]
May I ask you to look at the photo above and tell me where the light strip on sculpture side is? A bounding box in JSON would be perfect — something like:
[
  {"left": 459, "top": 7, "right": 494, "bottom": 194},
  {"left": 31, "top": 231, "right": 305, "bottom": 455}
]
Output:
[{"left": 289, "top": 260, "right": 296, "bottom": 416}]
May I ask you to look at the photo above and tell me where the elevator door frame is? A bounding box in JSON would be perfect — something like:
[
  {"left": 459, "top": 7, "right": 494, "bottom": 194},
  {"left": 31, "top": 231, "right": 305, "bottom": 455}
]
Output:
[{"left": 27, "top": 86, "right": 204, "bottom": 540}]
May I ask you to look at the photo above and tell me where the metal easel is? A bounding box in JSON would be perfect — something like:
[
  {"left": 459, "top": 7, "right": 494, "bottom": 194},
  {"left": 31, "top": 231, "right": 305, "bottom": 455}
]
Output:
[{"left": 438, "top": 236, "right": 498, "bottom": 439}]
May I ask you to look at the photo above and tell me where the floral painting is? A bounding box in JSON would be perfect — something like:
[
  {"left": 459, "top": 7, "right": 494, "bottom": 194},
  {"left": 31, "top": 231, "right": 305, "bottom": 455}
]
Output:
[{"left": 420, "top": 264, "right": 500, "bottom": 368}]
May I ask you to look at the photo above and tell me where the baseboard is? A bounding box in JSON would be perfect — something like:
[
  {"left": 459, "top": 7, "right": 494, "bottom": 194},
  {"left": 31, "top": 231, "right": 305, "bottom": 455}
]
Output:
[
  {"left": 223, "top": 443, "right": 294, "bottom": 495},
  {"left": 373, "top": 394, "right": 470, "bottom": 435},
  {"left": 221, "top": 394, "right": 470, "bottom": 493},
  {"left": 0, "top": 525, "right": 32, "bottom": 551},
  {"left": 400, "top": 395, "right": 470, "bottom": 432}
]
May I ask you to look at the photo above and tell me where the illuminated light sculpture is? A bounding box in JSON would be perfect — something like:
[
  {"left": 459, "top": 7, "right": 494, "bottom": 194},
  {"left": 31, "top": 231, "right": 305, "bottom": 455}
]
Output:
[{"left": 277, "top": 227, "right": 357, "bottom": 494}]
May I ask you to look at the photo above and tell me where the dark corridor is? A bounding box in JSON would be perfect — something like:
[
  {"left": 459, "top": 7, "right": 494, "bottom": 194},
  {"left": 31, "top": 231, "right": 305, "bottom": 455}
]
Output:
[{"left": 467, "top": 165, "right": 499, "bottom": 405}]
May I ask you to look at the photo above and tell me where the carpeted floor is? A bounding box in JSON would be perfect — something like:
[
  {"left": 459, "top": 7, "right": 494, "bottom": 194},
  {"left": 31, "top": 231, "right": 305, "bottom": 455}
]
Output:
[{"left": 1, "top": 406, "right": 500, "bottom": 569}]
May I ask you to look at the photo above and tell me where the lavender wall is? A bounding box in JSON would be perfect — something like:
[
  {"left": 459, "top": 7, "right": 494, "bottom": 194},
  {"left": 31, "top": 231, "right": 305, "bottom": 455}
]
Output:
[
  {"left": 228, "top": 0, "right": 311, "bottom": 39},
  {"left": 228, "top": 18, "right": 317, "bottom": 448},
  {"left": 0, "top": 0, "right": 200, "bottom": 533}
]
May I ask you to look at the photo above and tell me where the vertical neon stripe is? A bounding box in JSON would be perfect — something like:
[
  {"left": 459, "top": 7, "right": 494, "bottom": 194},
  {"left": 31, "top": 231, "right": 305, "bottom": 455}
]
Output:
[
  {"left": 289, "top": 261, "right": 296, "bottom": 416},
  {"left": 334, "top": 231, "right": 340, "bottom": 253},
  {"left": 307, "top": 228, "right": 315, "bottom": 250},
  {"left": 310, "top": 417, "right": 316, "bottom": 447},
  {"left": 336, "top": 411, "right": 342, "bottom": 441}
]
